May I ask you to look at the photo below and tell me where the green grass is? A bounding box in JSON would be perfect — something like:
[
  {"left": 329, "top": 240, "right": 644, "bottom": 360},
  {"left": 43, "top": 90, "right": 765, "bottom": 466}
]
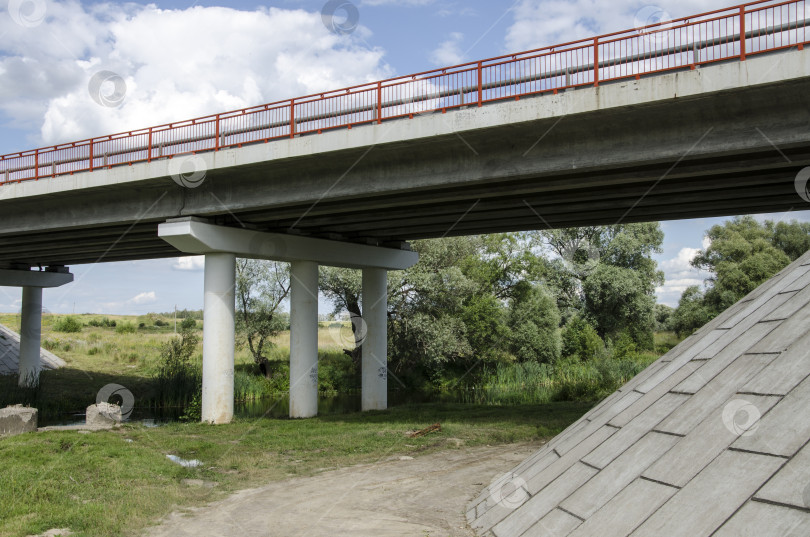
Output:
[
  {"left": 654, "top": 331, "right": 681, "bottom": 354},
  {"left": 0, "top": 401, "right": 590, "bottom": 537}
]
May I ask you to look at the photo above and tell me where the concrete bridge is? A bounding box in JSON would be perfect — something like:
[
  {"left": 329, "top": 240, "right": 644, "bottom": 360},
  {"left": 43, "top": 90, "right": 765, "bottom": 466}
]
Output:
[{"left": 1, "top": 0, "right": 809, "bottom": 423}]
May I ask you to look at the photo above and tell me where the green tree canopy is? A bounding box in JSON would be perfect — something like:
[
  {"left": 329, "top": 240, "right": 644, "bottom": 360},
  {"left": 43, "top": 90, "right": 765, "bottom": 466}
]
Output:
[
  {"left": 670, "top": 285, "right": 712, "bottom": 337},
  {"left": 691, "top": 216, "right": 795, "bottom": 312},
  {"left": 507, "top": 285, "right": 561, "bottom": 363},
  {"left": 537, "top": 223, "right": 664, "bottom": 348},
  {"left": 673, "top": 216, "right": 810, "bottom": 335}
]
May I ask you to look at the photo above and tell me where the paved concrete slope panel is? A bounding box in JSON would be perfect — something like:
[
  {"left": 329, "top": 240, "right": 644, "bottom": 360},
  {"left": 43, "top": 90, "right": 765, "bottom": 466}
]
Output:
[
  {"left": 468, "top": 250, "right": 810, "bottom": 537},
  {"left": 0, "top": 323, "right": 65, "bottom": 376},
  {"left": 2, "top": 47, "right": 810, "bottom": 267}
]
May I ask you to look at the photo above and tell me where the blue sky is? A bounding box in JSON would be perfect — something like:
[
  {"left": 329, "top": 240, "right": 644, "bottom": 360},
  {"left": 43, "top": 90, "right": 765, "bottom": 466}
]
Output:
[{"left": 0, "top": 0, "right": 808, "bottom": 315}]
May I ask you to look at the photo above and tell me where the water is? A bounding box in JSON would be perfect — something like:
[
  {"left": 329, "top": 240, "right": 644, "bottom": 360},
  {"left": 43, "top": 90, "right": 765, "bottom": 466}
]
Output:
[{"left": 37, "top": 390, "right": 472, "bottom": 427}]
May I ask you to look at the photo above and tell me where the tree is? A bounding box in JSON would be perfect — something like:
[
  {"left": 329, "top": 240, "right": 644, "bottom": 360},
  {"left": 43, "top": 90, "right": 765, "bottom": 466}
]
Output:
[
  {"left": 561, "top": 317, "right": 604, "bottom": 360},
  {"left": 692, "top": 216, "right": 792, "bottom": 312},
  {"left": 507, "top": 285, "right": 561, "bottom": 363},
  {"left": 461, "top": 233, "right": 546, "bottom": 300},
  {"left": 654, "top": 303, "right": 673, "bottom": 332},
  {"left": 235, "top": 259, "right": 290, "bottom": 372},
  {"left": 671, "top": 216, "right": 810, "bottom": 335},
  {"left": 582, "top": 263, "right": 656, "bottom": 349},
  {"left": 320, "top": 236, "right": 511, "bottom": 385},
  {"left": 535, "top": 227, "right": 601, "bottom": 321},
  {"left": 770, "top": 220, "right": 810, "bottom": 261},
  {"left": 670, "top": 285, "right": 712, "bottom": 337},
  {"left": 458, "top": 292, "right": 510, "bottom": 363},
  {"left": 387, "top": 237, "right": 481, "bottom": 378},
  {"left": 536, "top": 223, "right": 664, "bottom": 348},
  {"left": 319, "top": 266, "right": 364, "bottom": 362}
]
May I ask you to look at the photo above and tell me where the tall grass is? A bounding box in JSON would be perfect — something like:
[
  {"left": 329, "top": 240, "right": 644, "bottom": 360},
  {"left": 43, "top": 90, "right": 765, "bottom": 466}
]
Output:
[
  {"left": 466, "top": 354, "right": 658, "bottom": 405},
  {"left": 233, "top": 349, "right": 360, "bottom": 401},
  {"left": 234, "top": 370, "right": 274, "bottom": 401},
  {"left": 153, "top": 328, "right": 201, "bottom": 412}
]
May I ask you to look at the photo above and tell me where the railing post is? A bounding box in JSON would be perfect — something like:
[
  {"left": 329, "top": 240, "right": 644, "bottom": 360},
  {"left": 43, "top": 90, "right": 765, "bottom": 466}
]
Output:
[
  {"left": 740, "top": 6, "right": 747, "bottom": 61},
  {"left": 593, "top": 37, "right": 600, "bottom": 87},
  {"left": 89, "top": 138, "right": 94, "bottom": 172},
  {"left": 289, "top": 99, "right": 296, "bottom": 139},
  {"left": 377, "top": 82, "right": 382, "bottom": 124},
  {"left": 148, "top": 128, "right": 153, "bottom": 162},
  {"left": 215, "top": 115, "right": 220, "bottom": 150},
  {"left": 477, "top": 61, "right": 483, "bottom": 107},
  {"left": 34, "top": 150, "right": 38, "bottom": 180}
]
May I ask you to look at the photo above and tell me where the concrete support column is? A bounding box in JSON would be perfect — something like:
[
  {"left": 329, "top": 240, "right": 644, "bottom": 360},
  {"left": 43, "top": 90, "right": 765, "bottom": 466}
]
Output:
[
  {"left": 290, "top": 261, "right": 319, "bottom": 418},
  {"left": 201, "top": 253, "right": 236, "bottom": 424},
  {"left": 362, "top": 268, "right": 387, "bottom": 411},
  {"left": 18, "top": 286, "right": 43, "bottom": 388}
]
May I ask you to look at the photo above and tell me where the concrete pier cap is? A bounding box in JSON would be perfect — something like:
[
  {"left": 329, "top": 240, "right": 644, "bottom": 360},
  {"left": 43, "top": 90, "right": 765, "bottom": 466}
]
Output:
[
  {"left": 158, "top": 217, "right": 418, "bottom": 270},
  {"left": 158, "top": 218, "right": 419, "bottom": 423}
]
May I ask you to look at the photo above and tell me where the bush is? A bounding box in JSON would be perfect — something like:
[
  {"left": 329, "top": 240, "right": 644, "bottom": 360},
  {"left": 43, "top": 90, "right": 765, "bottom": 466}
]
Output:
[
  {"left": 180, "top": 317, "right": 196, "bottom": 330},
  {"left": 561, "top": 317, "right": 604, "bottom": 360},
  {"left": 115, "top": 322, "right": 136, "bottom": 334},
  {"left": 258, "top": 359, "right": 290, "bottom": 392},
  {"left": 88, "top": 317, "right": 116, "bottom": 328},
  {"left": 671, "top": 286, "right": 713, "bottom": 337},
  {"left": 180, "top": 392, "right": 202, "bottom": 422},
  {"left": 611, "top": 331, "right": 639, "bottom": 359},
  {"left": 318, "top": 350, "right": 359, "bottom": 393},
  {"left": 53, "top": 316, "right": 82, "bottom": 333},
  {"left": 154, "top": 319, "right": 168, "bottom": 327},
  {"left": 155, "top": 328, "right": 201, "bottom": 413}
]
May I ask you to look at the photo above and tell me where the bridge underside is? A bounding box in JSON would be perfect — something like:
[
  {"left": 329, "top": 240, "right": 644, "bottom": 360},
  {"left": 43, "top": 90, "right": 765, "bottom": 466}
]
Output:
[{"left": 1, "top": 50, "right": 810, "bottom": 268}]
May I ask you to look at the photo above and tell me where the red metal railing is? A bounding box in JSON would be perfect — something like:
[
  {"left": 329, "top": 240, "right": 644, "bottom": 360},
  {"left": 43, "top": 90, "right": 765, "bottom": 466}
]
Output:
[{"left": 1, "top": 0, "right": 808, "bottom": 185}]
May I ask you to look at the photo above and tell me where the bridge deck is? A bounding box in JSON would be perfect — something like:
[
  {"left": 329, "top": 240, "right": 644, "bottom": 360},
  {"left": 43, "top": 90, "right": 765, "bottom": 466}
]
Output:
[{"left": 1, "top": 1, "right": 810, "bottom": 268}]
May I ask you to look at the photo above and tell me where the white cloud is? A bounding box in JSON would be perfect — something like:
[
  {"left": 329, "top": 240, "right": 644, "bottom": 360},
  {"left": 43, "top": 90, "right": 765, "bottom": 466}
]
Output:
[
  {"left": 0, "top": 2, "right": 391, "bottom": 146},
  {"left": 361, "top": 0, "right": 435, "bottom": 6},
  {"left": 430, "top": 32, "right": 465, "bottom": 66},
  {"left": 702, "top": 235, "right": 711, "bottom": 251},
  {"left": 98, "top": 290, "right": 156, "bottom": 312},
  {"left": 660, "top": 247, "right": 699, "bottom": 276},
  {"left": 656, "top": 246, "right": 711, "bottom": 306},
  {"left": 505, "top": 1, "right": 734, "bottom": 52},
  {"left": 131, "top": 291, "right": 156, "bottom": 305},
  {"left": 172, "top": 256, "right": 205, "bottom": 272}
]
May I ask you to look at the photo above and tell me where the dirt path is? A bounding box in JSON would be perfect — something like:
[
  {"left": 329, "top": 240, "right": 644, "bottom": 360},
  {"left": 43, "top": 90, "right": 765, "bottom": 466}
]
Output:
[{"left": 143, "top": 442, "right": 540, "bottom": 537}]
